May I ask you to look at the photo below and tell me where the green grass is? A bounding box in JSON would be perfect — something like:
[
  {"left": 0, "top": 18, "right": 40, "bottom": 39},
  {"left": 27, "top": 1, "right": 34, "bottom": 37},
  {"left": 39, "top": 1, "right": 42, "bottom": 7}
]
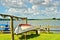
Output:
[
  {"left": 0, "top": 33, "right": 60, "bottom": 40},
  {"left": 28, "top": 34, "right": 60, "bottom": 40},
  {"left": 0, "top": 34, "right": 19, "bottom": 40}
]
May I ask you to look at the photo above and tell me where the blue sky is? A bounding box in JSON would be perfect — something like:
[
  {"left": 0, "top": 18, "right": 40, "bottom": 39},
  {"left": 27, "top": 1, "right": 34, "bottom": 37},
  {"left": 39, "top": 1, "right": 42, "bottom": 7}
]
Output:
[{"left": 0, "top": 0, "right": 60, "bottom": 19}]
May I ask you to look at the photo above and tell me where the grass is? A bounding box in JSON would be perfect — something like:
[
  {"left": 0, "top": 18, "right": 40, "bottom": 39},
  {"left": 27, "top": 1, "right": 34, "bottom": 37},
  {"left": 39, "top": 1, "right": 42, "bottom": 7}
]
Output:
[
  {"left": 29, "top": 34, "right": 60, "bottom": 40},
  {"left": 0, "top": 33, "right": 60, "bottom": 40}
]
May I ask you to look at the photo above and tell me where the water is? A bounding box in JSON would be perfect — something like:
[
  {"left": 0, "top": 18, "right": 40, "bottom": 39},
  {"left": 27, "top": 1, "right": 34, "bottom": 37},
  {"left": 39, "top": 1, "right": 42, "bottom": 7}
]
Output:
[
  {"left": 28, "top": 20, "right": 60, "bottom": 26},
  {"left": 0, "top": 20, "right": 60, "bottom": 33}
]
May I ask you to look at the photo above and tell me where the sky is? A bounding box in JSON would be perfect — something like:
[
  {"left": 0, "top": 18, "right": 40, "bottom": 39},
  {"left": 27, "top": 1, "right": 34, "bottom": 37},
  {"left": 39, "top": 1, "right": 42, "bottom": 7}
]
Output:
[{"left": 0, "top": 0, "right": 60, "bottom": 19}]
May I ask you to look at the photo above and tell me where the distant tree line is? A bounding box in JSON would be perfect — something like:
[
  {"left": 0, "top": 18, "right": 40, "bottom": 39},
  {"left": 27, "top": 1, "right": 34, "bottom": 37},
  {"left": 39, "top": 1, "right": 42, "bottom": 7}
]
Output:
[
  {"left": 52, "top": 18, "right": 60, "bottom": 20},
  {"left": 0, "top": 18, "right": 15, "bottom": 21}
]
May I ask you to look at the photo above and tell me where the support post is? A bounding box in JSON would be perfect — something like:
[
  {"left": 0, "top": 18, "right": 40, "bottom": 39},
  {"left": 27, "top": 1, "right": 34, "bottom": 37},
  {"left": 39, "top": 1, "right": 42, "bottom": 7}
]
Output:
[
  {"left": 24, "top": 33, "right": 27, "bottom": 40},
  {"left": 48, "top": 28, "right": 50, "bottom": 33},
  {"left": 26, "top": 18, "right": 27, "bottom": 24},
  {"left": 36, "top": 30, "right": 38, "bottom": 35},
  {"left": 10, "top": 16, "right": 14, "bottom": 40}
]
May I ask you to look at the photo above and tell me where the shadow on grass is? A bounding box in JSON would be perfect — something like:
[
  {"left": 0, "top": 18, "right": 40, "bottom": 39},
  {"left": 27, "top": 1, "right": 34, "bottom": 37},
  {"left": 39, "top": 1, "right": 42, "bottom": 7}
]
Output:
[{"left": 19, "top": 34, "right": 40, "bottom": 40}]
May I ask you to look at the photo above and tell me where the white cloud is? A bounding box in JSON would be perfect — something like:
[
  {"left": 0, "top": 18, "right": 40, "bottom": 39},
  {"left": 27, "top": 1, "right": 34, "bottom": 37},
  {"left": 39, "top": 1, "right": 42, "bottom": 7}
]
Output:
[
  {"left": 42, "top": 0, "right": 51, "bottom": 5},
  {"left": 5, "top": 6, "right": 60, "bottom": 18},
  {"left": 8, "top": 8, "right": 17, "bottom": 12},
  {"left": 0, "top": 0, "right": 60, "bottom": 18},
  {"left": 32, "top": 5, "right": 38, "bottom": 9},
  {"left": 33, "top": 12, "right": 39, "bottom": 15},
  {"left": 29, "top": 0, "right": 44, "bottom": 5},
  {"left": 29, "top": 0, "right": 60, "bottom": 7},
  {"left": 1, "top": 0, "right": 60, "bottom": 8},
  {"left": 45, "top": 7, "right": 57, "bottom": 12},
  {"left": 45, "top": 0, "right": 49, "bottom": 2},
  {"left": 7, "top": 8, "right": 26, "bottom": 14},
  {"left": 1, "top": 0, "right": 27, "bottom": 9}
]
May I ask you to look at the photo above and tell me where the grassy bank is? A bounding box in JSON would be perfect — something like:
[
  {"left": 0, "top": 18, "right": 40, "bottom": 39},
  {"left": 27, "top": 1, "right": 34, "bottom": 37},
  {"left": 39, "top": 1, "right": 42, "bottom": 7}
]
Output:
[{"left": 0, "top": 33, "right": 60, "bottom": 40}]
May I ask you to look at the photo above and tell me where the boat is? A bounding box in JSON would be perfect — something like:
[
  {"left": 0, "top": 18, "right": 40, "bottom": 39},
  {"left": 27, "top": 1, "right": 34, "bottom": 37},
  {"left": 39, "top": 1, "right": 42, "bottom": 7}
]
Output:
[
  {"left": 0, "top": 24, "right": 10, "bottom": 31},
  {"left": 14, "top": 24, "right": 40, "bottom": 34}
]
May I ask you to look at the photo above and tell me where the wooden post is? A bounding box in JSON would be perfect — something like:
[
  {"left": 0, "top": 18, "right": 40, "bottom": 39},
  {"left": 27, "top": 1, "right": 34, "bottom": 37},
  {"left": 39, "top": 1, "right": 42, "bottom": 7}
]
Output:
[
  {"left": 36, "top": 30, "right": 38, "bottom": 35},
  {"left": 10, "top": 16, "right": 14, "bottom": 40},
  {"left": 26, "top": 18, "right": 27, "bottom": 24},
  {"left": 24, "top": 33, "right": 27, "bottom": 40},
  {"left": 48, "top": 28, "right": 50, "bottom": 33},
  {"left": 48, "top": 25, "right": 50, "bottom": 33}
]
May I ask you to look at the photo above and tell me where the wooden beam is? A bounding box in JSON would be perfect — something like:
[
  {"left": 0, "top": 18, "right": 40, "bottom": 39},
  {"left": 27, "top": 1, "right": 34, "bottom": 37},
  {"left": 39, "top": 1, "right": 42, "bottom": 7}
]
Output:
[
  {"left": 10, "top": 16, "right": 14, "bottom": 40},
  {"left": 0, "top": 14, "right": 27, "bottom": 19}
]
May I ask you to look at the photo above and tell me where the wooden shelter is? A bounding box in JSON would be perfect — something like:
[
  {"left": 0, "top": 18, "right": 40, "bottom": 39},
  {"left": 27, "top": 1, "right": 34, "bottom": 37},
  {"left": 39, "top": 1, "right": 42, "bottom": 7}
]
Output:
[{"left": 0, "top": 14, "right": 27, "bottom": 40}]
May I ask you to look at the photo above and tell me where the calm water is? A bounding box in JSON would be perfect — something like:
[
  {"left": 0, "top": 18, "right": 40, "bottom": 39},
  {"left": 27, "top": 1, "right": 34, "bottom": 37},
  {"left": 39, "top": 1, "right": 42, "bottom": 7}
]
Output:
[{"left": 0, "top": 20, "right": 60, "bottom": 33}]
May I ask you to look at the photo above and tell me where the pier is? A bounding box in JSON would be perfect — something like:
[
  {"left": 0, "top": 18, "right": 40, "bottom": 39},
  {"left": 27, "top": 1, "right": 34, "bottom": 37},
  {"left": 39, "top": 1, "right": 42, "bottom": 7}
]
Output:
[{"left": 40, "top": 25, "right": 60, "bottom": 33}]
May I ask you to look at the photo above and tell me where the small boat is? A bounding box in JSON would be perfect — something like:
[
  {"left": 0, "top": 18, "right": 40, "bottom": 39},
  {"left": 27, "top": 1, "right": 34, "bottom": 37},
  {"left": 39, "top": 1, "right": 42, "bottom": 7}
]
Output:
[
  {"left": 0, "top": 24, "right": 10, "bottom": 31},
  {"left": 14, "top": 24, "right": 40, "bottom": 34},
  {"left": 19, "top": 24, "right": 32, "bottom": 30}
]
